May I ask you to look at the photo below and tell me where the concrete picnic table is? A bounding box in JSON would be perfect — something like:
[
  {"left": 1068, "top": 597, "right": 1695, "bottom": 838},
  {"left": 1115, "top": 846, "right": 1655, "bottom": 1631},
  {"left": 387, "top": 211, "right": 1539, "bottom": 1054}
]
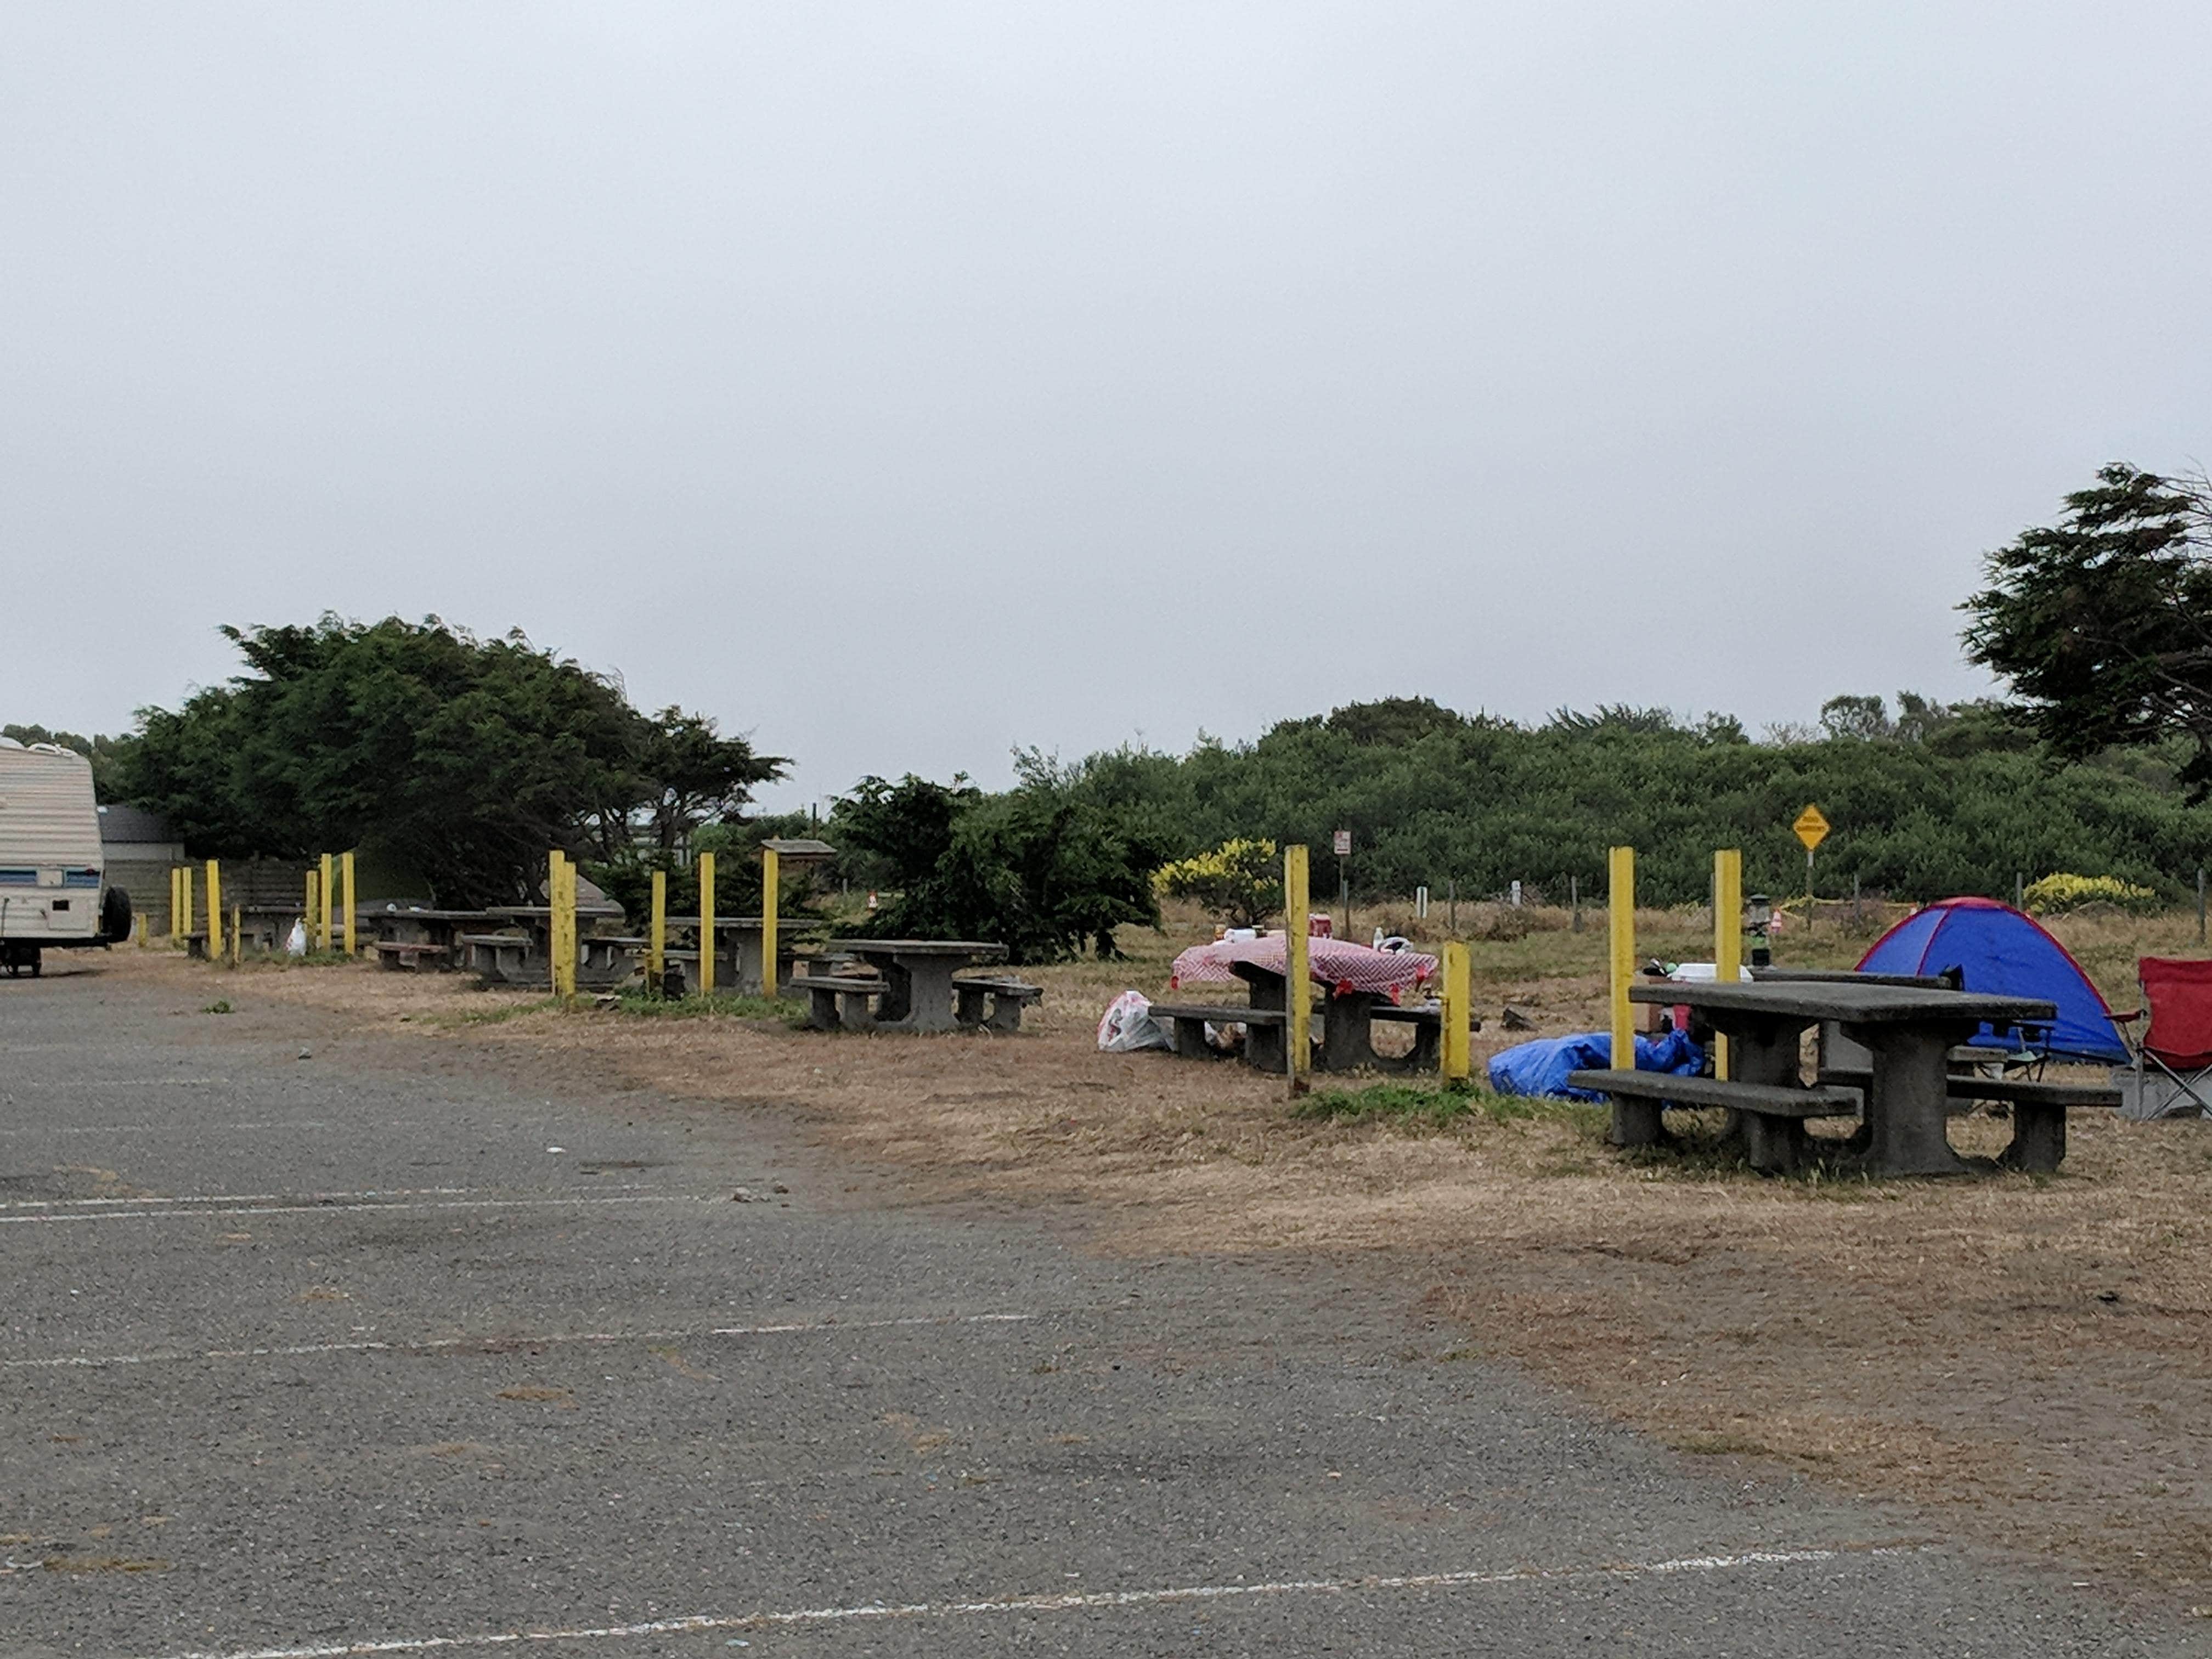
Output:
[
  {"left": 821, "top": 939, "right": 1009, "bottom": 1034},
  {"left": 1163, "top": 935, "right": 1444, "bottom": 1073},
  {"left": 656, "top": 914, "right": 829, "bottom": 997},
  {"left": 1630, "top": 978, "right": 2057, "bottom": 1176},
  {"left": 472, "top": 903, "right": 632, "bottom": 988},
  {"left": 360, "top": 907, "right": 498, "bottom": 951}
]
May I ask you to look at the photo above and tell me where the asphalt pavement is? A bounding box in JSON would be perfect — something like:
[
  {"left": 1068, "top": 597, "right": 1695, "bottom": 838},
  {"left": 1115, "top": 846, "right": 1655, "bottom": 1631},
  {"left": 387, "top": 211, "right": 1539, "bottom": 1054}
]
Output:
[{"left": 0, "top": 961, "right": 2198, "bottom": 1656}]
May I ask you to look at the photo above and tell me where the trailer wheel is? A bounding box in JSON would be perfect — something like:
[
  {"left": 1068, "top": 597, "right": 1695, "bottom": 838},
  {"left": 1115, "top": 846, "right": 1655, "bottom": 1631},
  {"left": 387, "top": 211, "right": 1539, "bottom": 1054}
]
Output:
[{"left": 100, "top": 885, "right": 133, "bottom": 944}]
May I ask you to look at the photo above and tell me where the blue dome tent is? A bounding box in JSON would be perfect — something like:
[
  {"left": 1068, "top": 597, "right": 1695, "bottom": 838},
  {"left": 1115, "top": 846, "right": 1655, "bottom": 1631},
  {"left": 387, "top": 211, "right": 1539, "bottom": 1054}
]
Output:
[{"left": 1855, "top": 896, "right": 2127, "bottom": 1063}]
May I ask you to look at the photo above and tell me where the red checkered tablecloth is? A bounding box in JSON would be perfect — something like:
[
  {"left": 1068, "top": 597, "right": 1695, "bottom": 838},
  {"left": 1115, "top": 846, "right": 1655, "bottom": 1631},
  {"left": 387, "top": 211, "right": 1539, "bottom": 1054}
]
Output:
[{"left": 1170, "top": 933, "right": 1437, "bottom": 996}]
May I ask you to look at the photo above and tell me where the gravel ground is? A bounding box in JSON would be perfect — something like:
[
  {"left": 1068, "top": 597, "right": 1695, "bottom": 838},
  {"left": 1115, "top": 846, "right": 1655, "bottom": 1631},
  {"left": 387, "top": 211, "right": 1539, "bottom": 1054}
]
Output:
[{"left": 0, "top": 958, "right": 2200, "bottom": 1656}]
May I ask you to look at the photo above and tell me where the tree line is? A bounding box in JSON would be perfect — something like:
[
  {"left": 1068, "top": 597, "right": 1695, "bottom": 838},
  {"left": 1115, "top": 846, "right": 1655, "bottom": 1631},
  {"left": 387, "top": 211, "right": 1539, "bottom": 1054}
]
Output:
[
  {"left": 1045, "top": 692, "right": 2212, "bottom": 909},
  {"left": 20, "top": 458, "right": 2212, "bottom": 949}
]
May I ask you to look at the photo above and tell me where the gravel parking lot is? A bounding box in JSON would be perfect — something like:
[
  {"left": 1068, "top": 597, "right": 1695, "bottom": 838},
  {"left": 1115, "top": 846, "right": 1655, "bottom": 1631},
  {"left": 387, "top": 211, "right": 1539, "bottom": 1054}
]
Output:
[{"left": 0, "top": 960, "right": 2197, "bottom": 1656}]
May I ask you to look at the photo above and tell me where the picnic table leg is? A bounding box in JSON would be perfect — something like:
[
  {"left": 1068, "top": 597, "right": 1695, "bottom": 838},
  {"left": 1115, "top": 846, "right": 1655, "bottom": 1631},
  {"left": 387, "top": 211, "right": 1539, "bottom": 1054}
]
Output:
[
  {"left": 735, "top": 932, "right": 766, "bottom": 998},
  {"left": 1318, "top": 993, "right": 1379, "bottom": 1073},
  {"left": 1999, "top": 1101, "right": 2066, "bottom": 1173},
  {"left": 1236, "top": 969, "right": 1290, "bottom": 1071},
  {"left": 1853, "top": 1023, "right": 1970, "bottom": 1177},
  {"left": 898, "top": 958, "right": 962, "bottom": 1034},
  {"left": 1610, "top": 1096, "right": 1665, "bottom": 1148},
  {"left": 1243, "top": 1022, "right": 1285, "bottom": 1071},
  {"left": 1717, "top": 1014, "right": 1807, "bottom": 1160},
  {"left": 1170, "top": 1015, "right": 1222, "bottom": 1060},
  {"left": 1397, "top": 1018, "right": 1440, "bottom": 1074},
  {"left": 870, "top": 960, "right": 915, "bottom": 1025},
  {"left": 1739, "top": 1112, "right": 1807, "bottom": 1174}
]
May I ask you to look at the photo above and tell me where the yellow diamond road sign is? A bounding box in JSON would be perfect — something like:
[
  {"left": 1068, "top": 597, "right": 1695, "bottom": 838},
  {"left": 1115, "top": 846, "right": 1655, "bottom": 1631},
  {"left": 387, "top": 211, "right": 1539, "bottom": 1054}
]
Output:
[{"left": 1793, "top": 805, "right": 1830, "bottom": 851}]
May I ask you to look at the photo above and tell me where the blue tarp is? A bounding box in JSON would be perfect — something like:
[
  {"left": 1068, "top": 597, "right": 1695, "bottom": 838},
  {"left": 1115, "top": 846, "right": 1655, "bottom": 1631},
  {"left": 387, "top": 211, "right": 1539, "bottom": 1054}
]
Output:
[
  {"left": 1487, "top": 1029, "right": 1705, "bottom": 1101},
  {"left": 1855, "top": 896, "right": 2127, "bottom": 1063}
]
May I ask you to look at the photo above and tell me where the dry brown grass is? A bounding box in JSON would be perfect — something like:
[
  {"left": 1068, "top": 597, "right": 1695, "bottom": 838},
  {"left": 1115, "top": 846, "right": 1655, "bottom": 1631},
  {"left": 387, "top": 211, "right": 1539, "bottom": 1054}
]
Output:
[{"left": 95, "top": 910, "right": 2212, "bottom": 1594}]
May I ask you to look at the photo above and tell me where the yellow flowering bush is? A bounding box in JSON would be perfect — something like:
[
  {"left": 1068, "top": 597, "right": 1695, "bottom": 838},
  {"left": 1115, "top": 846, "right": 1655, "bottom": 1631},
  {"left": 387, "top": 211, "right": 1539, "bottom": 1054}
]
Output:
[
  {"left": 1153, "top": 838, "right": 1282, "bottom": 928},
  {"left": 2021, "top": 872, "right": 2160, "bottom": 916}
]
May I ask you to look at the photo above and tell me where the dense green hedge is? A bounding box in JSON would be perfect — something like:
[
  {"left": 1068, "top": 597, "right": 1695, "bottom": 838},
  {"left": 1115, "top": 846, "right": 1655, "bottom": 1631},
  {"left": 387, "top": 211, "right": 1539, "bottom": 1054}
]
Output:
[{"left": 1056, "top": 698, "right": 2212, "bottom": 907}]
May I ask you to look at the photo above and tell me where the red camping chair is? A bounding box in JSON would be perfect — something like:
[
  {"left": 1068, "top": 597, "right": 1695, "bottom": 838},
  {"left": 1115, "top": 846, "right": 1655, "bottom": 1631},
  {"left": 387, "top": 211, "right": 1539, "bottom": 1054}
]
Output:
[{"left": 2113, "top": 958, "right": 2212, "bottom": 1120}]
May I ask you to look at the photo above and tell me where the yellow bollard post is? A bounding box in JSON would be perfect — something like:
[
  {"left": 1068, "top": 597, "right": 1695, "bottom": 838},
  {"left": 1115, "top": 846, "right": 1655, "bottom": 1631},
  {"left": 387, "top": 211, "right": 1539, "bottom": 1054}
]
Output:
[
  {"left": 341, "top": 850, "right": 357, "bottom": 959},
  {"left": 168, "top": 867, "right": 182, "bottom": 943},
  {"left": 230, "top": 905, "right": 242, "bottom": 967},
  {"left": 179, "top": 865, "right": 195, "bottom": 942},
  {"left": 1284, "top": 844, "right": 1311, "bottom": 1092},
  {"left": 1441, "top": 940, "right": 1471, "bottom": 1083},
  {"left": 304, "top": 866, "right": 317, "bottom": 949},
  {"left": 206, "top": 860, "right": 224, "bottom": 960},
  {"left": 648, "top": 868, "right": 667, "bottom": 996},
  {"left": 549, "top": 849, "right": 577, "bottom": 999},
  {"left": 561, "top": 854, "right": 578, "bottom": 998},
  {"left": 1712, "top": 849, "right": 1742, "bottom": 1082},
  {"left": 318, "top": 853, "right": 334, "bottom": 953},
  {"left": 697, "top": 852, "right": 716, "bottom": 997},
  {"left": 1608, "top": 846, "right": 1636, "bottom": 1071},
  {"left": 760, "top": 846, "right": 780, "bottom": 1001}
]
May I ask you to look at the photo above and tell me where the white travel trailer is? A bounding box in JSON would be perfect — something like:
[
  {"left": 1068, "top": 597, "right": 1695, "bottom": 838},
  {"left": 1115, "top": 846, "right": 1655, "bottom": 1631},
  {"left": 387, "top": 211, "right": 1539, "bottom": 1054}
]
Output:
[{"left": 0, "top": 739, "right": 132, "bottom": 976}]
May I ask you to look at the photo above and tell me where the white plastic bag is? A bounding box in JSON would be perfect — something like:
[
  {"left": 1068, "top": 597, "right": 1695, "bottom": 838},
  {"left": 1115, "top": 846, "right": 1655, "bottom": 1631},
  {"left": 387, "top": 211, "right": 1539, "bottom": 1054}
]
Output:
[
  {"left": 1097, "top": 990, "right": 1171, "bottom": 1052},
  {"left": 286, "top": 919, "right": 308, "bottom": 957}
]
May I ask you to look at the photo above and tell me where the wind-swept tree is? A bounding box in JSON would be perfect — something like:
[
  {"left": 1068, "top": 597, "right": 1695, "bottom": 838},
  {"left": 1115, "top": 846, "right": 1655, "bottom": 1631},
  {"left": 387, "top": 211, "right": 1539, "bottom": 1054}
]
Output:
[
  {"left": 120, "top": 615, "right": 782, "bottom": 905},
  {"left": 1963, "top": 463, "right": 2212, "bottom": 794}
]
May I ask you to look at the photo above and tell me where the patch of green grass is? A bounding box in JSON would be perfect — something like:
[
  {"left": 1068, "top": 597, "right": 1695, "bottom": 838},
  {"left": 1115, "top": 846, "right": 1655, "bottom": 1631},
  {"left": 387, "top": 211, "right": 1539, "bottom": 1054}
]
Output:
[
  {"left": 1296, "top": 1080, "right": 1601, "bottom": 1132},
  {"left": 1669, "top": 1430, "right": 1774, "bottom": 1458},
  {"left": 200, "top": 999, "right": 233, "bottom": 1015},
  {"left": 607, "top": 989, "right": 809, "bottom": 1027},
  {"left": 428, "top": 997, "right": 562, "bottom": 1029}
]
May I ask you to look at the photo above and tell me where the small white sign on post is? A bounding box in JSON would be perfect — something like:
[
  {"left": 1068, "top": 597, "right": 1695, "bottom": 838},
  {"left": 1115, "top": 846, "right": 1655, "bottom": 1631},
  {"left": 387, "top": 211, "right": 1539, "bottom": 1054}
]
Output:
[{"left": 1333, "top": 830, "right": 1352, "bottom": 857}]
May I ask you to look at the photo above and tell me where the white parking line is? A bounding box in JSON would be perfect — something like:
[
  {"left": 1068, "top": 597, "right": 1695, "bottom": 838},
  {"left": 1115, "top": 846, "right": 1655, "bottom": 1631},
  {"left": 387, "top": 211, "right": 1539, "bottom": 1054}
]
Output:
[
  {"left": 138, "top": 1546, "right": 1920, "bottom": 1658},
  {"left": 0, "top": 1194, "right": 709, "bottom": 1226},
  {"left": 0, "top": 1186, "right": 480, "bottom": 1210},
  {"left": 2, "top": 1077, "right": 227, "bottom": 1088},
  {"left": 0, "top": 1120, "right": 341, "bottom": 1135},
  {"left": 5, "top": 1310, "right": 1040, "bottom": 1370}
]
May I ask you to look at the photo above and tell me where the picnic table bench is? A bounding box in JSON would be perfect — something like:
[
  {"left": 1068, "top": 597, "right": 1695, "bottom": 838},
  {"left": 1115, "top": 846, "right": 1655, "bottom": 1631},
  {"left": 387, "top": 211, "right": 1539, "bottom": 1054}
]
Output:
[
  {"left": 373, "top": 940, "right": 452, "bottom": 972},
  {"left": 1146, "top": 1002, "right": 1290, "bottom": 1062},
  {"left": 798, "top": 973, "right": 892, "bottom": 1031},
  {"left": 460, "top": 932, "right": 534, "bottom": 983},
  {"left": 1566, "top": 1068, "right": 1865, "bottom": 1173},
  {"left": 1328, "top": 998, "right": 1454, "bottom": 1073},
  {"left": 1943, "top": 1072, "right": 2121, "bottom": 1172},
  {"left": 952, "top": 975, "right": 1043, "bottom": 1033},
  {"left": 362, "top": 908, "right": 499, "bottom": 966},
  {"left": 794, "top": 962, "right": 1041, "bottom": 1034}
]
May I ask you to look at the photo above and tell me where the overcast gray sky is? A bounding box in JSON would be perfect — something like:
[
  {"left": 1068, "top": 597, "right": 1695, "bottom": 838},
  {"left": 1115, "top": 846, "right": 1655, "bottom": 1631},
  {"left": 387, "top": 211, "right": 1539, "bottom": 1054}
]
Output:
[{"left": 5, "top": 3, "right": 2208, "bottom": 810}]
